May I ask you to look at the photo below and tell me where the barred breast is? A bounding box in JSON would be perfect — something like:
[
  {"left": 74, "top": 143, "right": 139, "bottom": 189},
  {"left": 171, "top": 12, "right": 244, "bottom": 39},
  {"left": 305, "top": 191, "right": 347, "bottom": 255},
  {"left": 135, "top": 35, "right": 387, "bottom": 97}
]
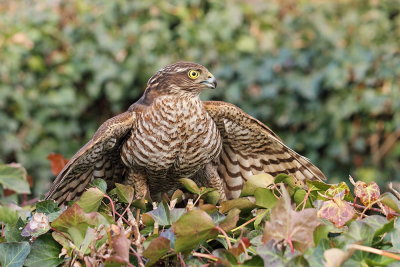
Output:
[{"left": 121, "top": 95, "right": 222, "bottom": 189}]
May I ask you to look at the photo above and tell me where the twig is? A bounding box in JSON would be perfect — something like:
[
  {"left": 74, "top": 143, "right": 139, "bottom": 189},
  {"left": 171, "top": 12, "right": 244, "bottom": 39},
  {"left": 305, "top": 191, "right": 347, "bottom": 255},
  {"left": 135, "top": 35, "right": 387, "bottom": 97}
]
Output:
[
  {"left": 114, "top": 211, "right": 131, "bottom": 225},
  {"left": 103, "top": 194, "right": 116, "bottom": 220},
  {"left": 239, "top": 238, "right": 249, "bottom": 259},
  {"left": 177, "top": 252, "right": 186, "bottom": 267},
  {"left": 192, "top": 252, "right": 219, "bottom": 262},
  {"left": 388, "top": 183, "right": 400, "bottom": 199},
  {"left": 231, "top": 215, "right": 258, "bottom": 233},
  {"left": 348, "top": 244, "right": 400, "bottom": 261},
  {"left": 350, "top": 202, "right": 400, "bottom": 217},
  {"left": 130, "top": 247, "right": 145, "bottom": 267},
  {"left": 215, "top": 226, "right": 232, "bottom": 249}
]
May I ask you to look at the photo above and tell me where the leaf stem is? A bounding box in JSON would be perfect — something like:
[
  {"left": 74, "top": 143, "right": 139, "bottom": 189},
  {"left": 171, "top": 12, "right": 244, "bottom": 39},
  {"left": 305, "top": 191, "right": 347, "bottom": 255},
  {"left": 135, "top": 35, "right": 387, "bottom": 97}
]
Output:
[
  {"left": 103, "top": 194, "right": 116, "bottom": 220},
  {"left": 192, "top": 252, "right": 219, "bottom": 261},
  {"left": 348, "top": 244, "right": 400, "bottom": 261},
  {"left": 215, "top": 226, "right": 232, "bottom": 249},
  {"left": 231, "top": 215, "right": 259, "bottom": 233}
]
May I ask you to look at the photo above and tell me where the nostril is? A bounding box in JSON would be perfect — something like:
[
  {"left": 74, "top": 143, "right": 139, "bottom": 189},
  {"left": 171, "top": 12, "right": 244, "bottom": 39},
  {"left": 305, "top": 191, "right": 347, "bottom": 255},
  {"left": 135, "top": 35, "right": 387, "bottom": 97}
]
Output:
[{"left": 208, "top": 75, "right": 212, "bottom": 79}]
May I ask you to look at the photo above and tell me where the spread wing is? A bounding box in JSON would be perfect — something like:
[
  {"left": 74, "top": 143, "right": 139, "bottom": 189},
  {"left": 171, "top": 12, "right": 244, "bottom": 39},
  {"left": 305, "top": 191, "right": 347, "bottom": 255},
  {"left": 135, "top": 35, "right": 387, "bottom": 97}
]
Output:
[
  {"left": 203, "top": 101, "right": 326, "bottom": 198},
  {"left": 45, "top": 111, "right": 135, "bottom": 204}
]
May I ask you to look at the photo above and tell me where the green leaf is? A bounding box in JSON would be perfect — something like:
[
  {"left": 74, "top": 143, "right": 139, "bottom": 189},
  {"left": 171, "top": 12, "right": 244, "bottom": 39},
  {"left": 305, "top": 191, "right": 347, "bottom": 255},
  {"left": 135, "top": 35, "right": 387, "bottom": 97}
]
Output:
[
  {"left": 51, "top": 203, "right": 107, "bottom": 246},
  {"left": 248, "top": 173, "right": 275, "bottom": 188},
  {"left": 219, "top": 208, "right": 240, "bottom": 232},
  {"left": 380, "top": 192, "right": 400, "bottom": 213},
  {"left": 306, "top": 239, "right": 331, "bottom": 266},
  {"left": 204, "top": 190, "right": 220, "bottom": 205},
  {"left": 336, "top": 220, "right": 375, "bottom": 246},
  {"left": 35, "top": 200, "right": 61, "bottom": 222},
  {"left": 241, "top": 173, "right": 275, "bottom": 197},
  {"left": 172, "top": 209, "right": 218, "bottom": 252},
  {"left": 0, "top": 206, "right": 19, "bottom": 225},
  {"left": 147, "top": 202, "right": 171, "bottom": 226},
  {"left": 143, "top": 237, "right": 171, "bottom": 267},
  {"left": 293, "top": 188, "right": 313, "bottom": 208},
  {"left": 25, "top": 234, "right": 63, "bottom": 267},
  {"left": 390, "top": 218, "right": 400, "bottom": 251},
  {"left": 0, "top": 242, "right": 31, "bottom": 267},
  {"left": 254, "top": 188, "right": 278, "bottom": 209},
  {"left": 220, "top": 198, "right": 256, "bottom": 213},
  {"left": 76, "top": 187, "right": 105, "bottom": 212},
  {"left": 90, "top": 178, "right": 107, "bottom": 193},
  {"left": 115, "top": 183, "right": 134, "bottom": 203},
  {"left": 5, "top": 219, "right": 27, "bottom": 242},
  {"left": 307, "top": 180, "right": 331, "bottom": 191},
  {"left": 313, "top": 224, "right": 334, "bottom": 246},
  {"left": 0, "top": 164, "right": 30, "bottom": 194},
  {"left": 179, "top": 178, "right": 201, "bottom": 194},
  {"left": 274, "top": 174, "right": 303, "bottom": 188},
  {"left": 35, "top": 200, "right": 60, "bottom": 214}
]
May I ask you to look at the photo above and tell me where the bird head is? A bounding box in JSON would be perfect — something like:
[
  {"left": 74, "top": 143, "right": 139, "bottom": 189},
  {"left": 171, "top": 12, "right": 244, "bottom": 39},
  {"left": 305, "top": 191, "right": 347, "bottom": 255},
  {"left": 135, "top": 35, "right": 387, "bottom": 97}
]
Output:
[{"left": 145, "top": 62, "right": 217, "bottom": 96}]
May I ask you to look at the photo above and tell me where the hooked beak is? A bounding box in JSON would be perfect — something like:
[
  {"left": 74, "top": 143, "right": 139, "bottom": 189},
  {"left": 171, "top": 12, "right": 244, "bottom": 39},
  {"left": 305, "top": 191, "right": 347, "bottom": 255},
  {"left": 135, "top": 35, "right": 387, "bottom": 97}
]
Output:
[{"left": 200, "top": 75, "right": 217, "bottom": 89}]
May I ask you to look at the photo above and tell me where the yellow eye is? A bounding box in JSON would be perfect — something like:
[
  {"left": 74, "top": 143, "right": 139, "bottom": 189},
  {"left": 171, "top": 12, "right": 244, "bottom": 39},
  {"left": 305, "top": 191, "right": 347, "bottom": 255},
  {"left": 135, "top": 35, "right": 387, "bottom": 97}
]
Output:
[{"left": 188, "top": 70, "right": 200, "bottom": 79}]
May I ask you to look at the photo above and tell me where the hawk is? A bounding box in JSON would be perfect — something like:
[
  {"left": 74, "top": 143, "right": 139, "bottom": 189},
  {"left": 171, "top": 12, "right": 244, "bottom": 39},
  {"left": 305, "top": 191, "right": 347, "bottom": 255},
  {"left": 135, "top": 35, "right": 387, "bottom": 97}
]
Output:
[{"left": 45, "top": 62, "right": 326, "bottom": 204}]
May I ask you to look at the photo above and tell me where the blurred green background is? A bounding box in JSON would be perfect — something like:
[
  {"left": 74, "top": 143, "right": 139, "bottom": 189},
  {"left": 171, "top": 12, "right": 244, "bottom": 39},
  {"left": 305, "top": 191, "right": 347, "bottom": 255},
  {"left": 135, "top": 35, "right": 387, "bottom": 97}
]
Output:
[{"left": 1, "top": 0, "right": 399, "bottom": 197}]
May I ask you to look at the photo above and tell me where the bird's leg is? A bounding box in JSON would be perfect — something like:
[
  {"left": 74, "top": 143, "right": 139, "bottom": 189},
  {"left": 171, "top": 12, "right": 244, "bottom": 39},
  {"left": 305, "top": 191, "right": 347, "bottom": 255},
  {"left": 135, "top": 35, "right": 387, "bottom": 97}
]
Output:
[
  {"left": 124, "top": 169, "right": 149, "bottom": 200},
  {"left": 193, "top": 163, "right": 227, "bottom": 201}
]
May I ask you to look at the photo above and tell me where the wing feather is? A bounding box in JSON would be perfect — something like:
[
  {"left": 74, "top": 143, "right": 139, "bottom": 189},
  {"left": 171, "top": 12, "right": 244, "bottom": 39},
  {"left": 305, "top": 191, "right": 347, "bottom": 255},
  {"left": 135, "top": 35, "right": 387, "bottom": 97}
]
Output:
[
  {"left": 45, "top": 111, "right": 135, "bottom": 204},
  {"left": 204, "top": 101, "right": 326, "bottom": 198}
]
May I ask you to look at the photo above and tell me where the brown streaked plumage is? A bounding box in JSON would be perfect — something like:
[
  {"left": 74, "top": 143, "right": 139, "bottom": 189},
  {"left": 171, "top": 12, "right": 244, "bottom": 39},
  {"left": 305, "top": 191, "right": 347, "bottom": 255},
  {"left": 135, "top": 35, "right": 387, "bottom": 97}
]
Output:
[{"left": 45, "top": 62, "right": 326, "bottom": 204}]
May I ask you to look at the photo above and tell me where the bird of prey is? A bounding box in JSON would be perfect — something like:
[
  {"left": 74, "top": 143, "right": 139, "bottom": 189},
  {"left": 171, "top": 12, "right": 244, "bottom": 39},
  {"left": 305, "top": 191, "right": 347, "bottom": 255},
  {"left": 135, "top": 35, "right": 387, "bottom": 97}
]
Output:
[{"left": 45, "top": 62, "right": 326, "bottom": 204}]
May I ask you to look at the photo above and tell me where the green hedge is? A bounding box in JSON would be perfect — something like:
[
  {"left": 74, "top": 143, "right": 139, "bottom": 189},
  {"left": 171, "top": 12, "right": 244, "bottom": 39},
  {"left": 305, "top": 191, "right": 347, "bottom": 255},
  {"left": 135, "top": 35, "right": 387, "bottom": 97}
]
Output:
[{"left": 1, "top": 0, "right": 399, "bottom": 196}]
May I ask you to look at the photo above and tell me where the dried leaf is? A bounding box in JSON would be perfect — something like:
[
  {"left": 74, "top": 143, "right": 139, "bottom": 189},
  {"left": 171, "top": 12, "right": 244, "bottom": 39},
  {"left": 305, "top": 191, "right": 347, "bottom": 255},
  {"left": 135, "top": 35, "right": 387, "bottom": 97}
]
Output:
[
  {"left": 324, "top": 248, "right": 352, "bottom": 267},
  {"left": 263, "top": 186, "right": 320, "bottom": 252},
  {"left": 317, "top": 197, "right": 355, "bottom": 228},
  {"left": 354, "top": 181, "right": 380, "bottom": 206},
  {"left": 47, "top": 153, "right": 68, "bottom": 176},
  {"left": 21, "top": 212, "right": 50, "bottom": 237}
]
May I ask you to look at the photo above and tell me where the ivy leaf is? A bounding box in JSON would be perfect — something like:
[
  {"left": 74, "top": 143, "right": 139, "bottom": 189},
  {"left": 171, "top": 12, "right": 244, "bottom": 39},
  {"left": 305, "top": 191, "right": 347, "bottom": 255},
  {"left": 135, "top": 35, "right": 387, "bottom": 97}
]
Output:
[
  {"left": 105, "top": 225, "right": 131, "bottom": 265},
  {"left": 21, "top": 213, "right": 50, "bottom": 237},
  {"left": 263, "top": 186, "right": 320, "bottom": 252},
  {"left": 35, "top": 200, "right": 60, "bottom": 214},
  {"left": 47, "top": 153, "right": 68, "bottom": 176},
  {"left": 0, "top": 242, "right": 31, "bottom": 267},
  {"left": 326, "top": 182, "right": 350, "bottom": 198},
  {"left": 143, "top": 237, "right": 171, "bottom": 266},
  {"left": 219, "top": 208, "right": 240, "bottom": 232},
  {"left": 354, "top": 181, "right": 380, "bottom": 206},
  {"left": 76, "top": 187, "right": 105, "bottom": 212},
  {"left": 179, "top": 178, "right": 201, "bottom": 194},
  {"left": 0, "top": 163, "right": 30, "bottom": 194},
  {"left": 24, "top": 234, "right": 63, "bottom": 267},
  {"left": 323, "top": 248, "right": 352, "bottom": 267},
  {"left": 51, "top": 203, "right": 107, "bottom": 246},
  {"left": 220, "top": 198, "right": 256, "bottom": 213},
  {"left": 90, "top": 178, "right": 107, "bottom": 193},
  {"left": 114, "top": 183, "right": 134, "bottom": 203},
  {"left": 317, "top": 196, "right": 355, "bottom": 228},
  {"left": 172, "top": 209, "right": 218, "bottom": 252},
  {"left": 0, "top": 205, "right": 19, "bottom": 225},
  {"left": 147, "top": 202, "right": 171, "bottom": 226},
  {"left": 254, "top": 188, "right": 278, "bottom": 209},
  {"left": 379, "top": 192, "right": 400, "bottom": 213}
]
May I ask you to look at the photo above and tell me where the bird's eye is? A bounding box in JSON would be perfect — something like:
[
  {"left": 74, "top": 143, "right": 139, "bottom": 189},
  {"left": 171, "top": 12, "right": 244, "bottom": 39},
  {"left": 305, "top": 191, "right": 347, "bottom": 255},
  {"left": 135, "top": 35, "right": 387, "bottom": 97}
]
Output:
[{"left": 188, "top": 70, "right": 200, "bottom": 79}]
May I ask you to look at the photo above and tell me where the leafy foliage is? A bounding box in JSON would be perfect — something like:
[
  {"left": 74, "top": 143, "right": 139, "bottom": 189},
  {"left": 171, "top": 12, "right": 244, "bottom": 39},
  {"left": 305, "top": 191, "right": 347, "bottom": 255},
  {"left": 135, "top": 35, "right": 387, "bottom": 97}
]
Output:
[
  {"left": 0, "top": 0, "right": 399, "bottom": 198},
  {"left": 1, "top": 167, "right": 400, "bottom": 266}
]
